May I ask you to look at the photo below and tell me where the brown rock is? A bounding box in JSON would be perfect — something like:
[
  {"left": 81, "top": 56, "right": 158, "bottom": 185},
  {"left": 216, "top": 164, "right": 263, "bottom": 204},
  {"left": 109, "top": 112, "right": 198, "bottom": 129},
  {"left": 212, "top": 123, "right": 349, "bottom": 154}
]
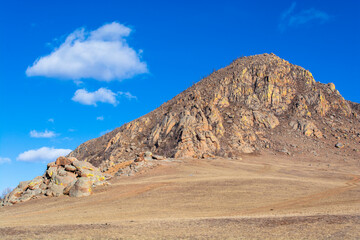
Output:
[
  {"left": 335, "top": 143, "right": 344, "bottom": 148},
  {"left": 202, "top": 153, "right": 215, "bottom": 158},
  {"left": 135, "top": 153, "right": 145, "bottom": 162},
  {"left": 144, "top": 151, "right": 153, "bottom": 161},
  {"left": 69, "top": 178, "right": 93, "bottom": 197},
  {"left": 55, "top": 156, "right": 75, "bottom": 166},
  {"left": 47, "top": 161, "right": 56, "bottom": 168},
  {"left": 290, "top": 119, "right": 323, "bottom": 138},
  {"left": 72, "top": 160, "right": 95, "bottom": 171},
  {"left": 65, "top": 165, "right": 77, "bottom": 172},
  {"left": 253, "top": 111, "right": 279, "bottom": 129},
  {"left": 328, "top": 83, "right": 336, "bottom": 92},
  {"left": 54, "top": 172, "right": 77, "bottom": 187},
  {"left": 28, "top": 176, "right": 43, "bottom": 190},
  {"left": 152, "top": 154, "right": 165, "bottom": 160},
  {"left": 46, "top": 166, "right": 58, "bottom": 179},
  {"left": 46, "top": 183, "right": 65, "bottom": 197}
]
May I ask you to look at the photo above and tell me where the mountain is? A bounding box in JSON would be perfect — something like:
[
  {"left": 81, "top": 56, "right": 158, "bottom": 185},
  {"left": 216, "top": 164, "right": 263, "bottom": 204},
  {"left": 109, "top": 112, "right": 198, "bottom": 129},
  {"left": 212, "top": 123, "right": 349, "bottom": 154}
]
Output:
[{"left": 68, "top": 53, "right": 360, "bottom": 167}]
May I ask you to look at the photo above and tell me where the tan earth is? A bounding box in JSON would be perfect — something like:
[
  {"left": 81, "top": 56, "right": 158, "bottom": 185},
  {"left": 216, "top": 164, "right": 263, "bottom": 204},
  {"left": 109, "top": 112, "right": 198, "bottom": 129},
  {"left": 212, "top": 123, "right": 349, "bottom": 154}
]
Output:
[{"left": 1, "top": 151, "right": 359, "bottom": 239}]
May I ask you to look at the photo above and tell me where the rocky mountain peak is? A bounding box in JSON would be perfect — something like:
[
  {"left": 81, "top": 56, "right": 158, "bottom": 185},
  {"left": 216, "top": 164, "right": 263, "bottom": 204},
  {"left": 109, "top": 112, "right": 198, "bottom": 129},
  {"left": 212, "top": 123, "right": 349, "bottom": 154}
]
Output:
[{"left": 68, "top": 53, "right": 360, "bottom": 167}]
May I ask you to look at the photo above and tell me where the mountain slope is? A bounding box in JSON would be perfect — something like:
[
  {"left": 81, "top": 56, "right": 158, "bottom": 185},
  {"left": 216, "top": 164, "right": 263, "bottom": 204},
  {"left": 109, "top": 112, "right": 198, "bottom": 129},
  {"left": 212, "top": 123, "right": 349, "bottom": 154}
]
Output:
[{"left": 69, "top": 53, "right": 360, "bottom": 167}]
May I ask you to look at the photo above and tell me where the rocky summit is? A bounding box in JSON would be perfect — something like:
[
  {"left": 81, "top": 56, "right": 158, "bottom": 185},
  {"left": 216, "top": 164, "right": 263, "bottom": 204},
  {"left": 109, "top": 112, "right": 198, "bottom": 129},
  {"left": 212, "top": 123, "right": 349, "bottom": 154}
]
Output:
[{"left": 68, "top": 53, "right": 360, "bottom": 166}]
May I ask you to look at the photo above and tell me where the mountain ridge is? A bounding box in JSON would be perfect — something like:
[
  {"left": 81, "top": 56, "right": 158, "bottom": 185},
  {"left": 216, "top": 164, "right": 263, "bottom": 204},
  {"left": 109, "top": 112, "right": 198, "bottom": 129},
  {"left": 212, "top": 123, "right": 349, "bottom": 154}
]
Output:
[{"left": 68, "top": 53, "right": 360, "bottom": 167}]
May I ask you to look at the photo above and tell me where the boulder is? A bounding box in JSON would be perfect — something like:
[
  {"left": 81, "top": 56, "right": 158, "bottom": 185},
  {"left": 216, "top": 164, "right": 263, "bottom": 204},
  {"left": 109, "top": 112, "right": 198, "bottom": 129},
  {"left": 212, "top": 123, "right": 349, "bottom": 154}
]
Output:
[
  {"left": 47, "top": 161, "right": 56, "bottom": 168},
  {"left": 57, "top": 168, "right": 68, "bottom": 176},
  {"left": 72, "top": 160, "right": 95, "bottom": 171},
  {"left": 69, "top": 178, "right": 92, "bottom": 197},
  {"left": 55, "top": 156, "right": 75, "bottom": 166},
  {"left": 17, "top": 180, "right": 31, "bottom": 191},
  {"left": 46, "top": 183, "right": 65, "bottom": 197},
  {"left": 134, "top": 153, "right": 145, "bottom": 162},
  {"left": 28, "top": 176, "right": 43, "bottom": 190},
  {"left": 253, "top": 111, "right": 279, "bottom": 129},
  {"left": 202, "top": 153, "right": 215, "bottom": 159},
  {"left": 144, "top": 151, "right": 153, "bottom": 161},
  {"left": 152, "top": 154, "right": 165, "bottom": 160},
  {"left": 46, "top": 166, "right": 58, "bottom": 179},
  {"left": 63, "top": 182, "right": 75, "bottom": 195},
  {"left": 65, "top": 165, "right": 76, "bottom": 172},
  {"left": 18, "top": 190, "right": 36, "bottom": 202},
  {"left": 91, "top": 175, "right": 107, "bottom": 187},
  {"left": 328, "top": 83, "right": 336, "bottom": 92},
  {"left": 53, "top": 172, "right": 77, "bottom": 187},
  {"left": 78, "top": 168, "right": 96, "bottom": 178},
  {"left": 335, "top": 143, "right": 344, "bottom": 148}
]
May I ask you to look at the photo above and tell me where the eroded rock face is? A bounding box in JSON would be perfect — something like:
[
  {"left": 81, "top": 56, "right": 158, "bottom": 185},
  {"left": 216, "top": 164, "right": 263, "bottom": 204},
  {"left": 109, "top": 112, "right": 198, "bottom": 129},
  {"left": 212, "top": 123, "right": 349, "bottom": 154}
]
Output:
[
  {"left": 67, "top": 53, "right": 358, "bottom": 166},
  {"left": 289, "top": 119, "right": 323, "bottom": 138},
  {"left": 1, "top": 157, "right": 108, "bottom": 206}
]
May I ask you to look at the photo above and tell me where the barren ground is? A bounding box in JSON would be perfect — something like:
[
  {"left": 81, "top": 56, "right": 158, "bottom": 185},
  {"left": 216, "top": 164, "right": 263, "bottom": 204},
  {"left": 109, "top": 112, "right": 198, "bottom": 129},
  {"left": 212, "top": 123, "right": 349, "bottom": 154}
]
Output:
[{"left": 1, "top": 152, "right": 360, "bottom": 239}]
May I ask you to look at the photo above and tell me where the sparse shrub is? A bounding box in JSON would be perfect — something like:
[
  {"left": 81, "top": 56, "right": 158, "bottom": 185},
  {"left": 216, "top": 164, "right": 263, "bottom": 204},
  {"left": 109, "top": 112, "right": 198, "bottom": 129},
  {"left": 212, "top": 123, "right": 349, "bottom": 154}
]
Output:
[{"left": 1, "top": 187, "right": 12, "bottom": 200}]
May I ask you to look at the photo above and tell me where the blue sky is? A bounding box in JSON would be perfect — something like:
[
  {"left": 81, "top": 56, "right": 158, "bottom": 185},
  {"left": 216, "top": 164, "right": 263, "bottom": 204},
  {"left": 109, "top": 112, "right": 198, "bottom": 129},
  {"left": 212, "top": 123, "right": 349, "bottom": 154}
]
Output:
[{"left": 0, "top": 0, "right": 359, "bottom": 194}]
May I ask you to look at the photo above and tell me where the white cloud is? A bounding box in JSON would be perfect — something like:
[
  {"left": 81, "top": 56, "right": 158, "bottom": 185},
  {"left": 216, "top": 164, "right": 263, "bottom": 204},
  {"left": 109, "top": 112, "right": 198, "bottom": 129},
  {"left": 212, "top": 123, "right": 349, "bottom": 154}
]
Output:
[
  {"left": 17, "top": 147, "right": 72, "bottom": 163},
  {"left": 30, "top": 130, "right": 57, "bottom": 138},
  {"left": 0, "top": 157, "right": 11, "bottom": 164},
  {"left": 96, "top": 116, "right": 104, "bottom": 121},
  {"left": 48, "top": 118, "right": 54, "bottom": 123},
  {"left": 26, "top": 22, "right": 148, "bottom": 81},
  {"left": 72, "top": 88, "right": 118, "bottom": 106},
  {"left": 72, "top": 88, "right": 137, "bottom": 106},
  {"left": 279, "top": 2, "right": 330, "bottom": 31}
]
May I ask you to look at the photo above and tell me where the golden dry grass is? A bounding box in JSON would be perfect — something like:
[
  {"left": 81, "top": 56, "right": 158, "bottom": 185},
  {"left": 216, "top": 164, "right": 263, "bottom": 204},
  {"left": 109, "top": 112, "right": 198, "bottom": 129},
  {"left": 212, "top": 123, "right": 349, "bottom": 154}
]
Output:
[{"left": 1, "top": 153, "right": 359, "bottom": 239}]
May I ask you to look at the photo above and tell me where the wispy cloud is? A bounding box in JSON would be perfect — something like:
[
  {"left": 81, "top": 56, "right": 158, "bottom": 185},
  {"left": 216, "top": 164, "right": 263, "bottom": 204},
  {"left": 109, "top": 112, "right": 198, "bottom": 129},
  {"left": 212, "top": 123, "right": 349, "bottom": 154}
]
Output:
[
  {"left": 118, "top": 91, "right": 137, "bottom": 100},
  {"left": 48, "top": 118, "right": 54, "bottom": 123},
  {"left": 280, "top": 2, "right": 297, "bottom": 21},
  {"left": 96, "top": 116, "right": 104, "bottom": 121},
  {"left": 72, "top": 88, "right": 137, "bottom": 106},
  {"left": 279, "top": 2, "right": 330, "bottom": 31},
  {"left": 30, "top": 130, "right": 57, "bottom": 138},
  {"left": 26, "top": 22, "right": 148, "bottom": 81},
  {"left": 0, "top": 157, "right": 11, "bottom": 164},
  {"left": 17, "top": 147, "right": 72, "bottom": 163}
]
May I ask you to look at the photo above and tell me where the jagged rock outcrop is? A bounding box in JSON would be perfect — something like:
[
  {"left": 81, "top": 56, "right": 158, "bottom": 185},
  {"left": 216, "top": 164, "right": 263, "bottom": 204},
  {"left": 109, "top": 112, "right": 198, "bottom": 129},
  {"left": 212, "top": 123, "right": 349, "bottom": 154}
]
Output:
[
  {"left": 67, "top": 53, "right": 359, "bottom": 166},
  {"left": 1, "top": 157, "right": 108, "bottom": 206},
  {"left": 289, "top": 119, "right": 323, "bottom": 138}
]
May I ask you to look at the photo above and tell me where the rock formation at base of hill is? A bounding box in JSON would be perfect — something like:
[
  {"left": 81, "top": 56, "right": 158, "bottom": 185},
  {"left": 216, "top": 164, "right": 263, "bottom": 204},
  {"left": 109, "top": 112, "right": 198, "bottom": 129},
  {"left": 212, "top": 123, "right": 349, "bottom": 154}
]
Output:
[{"left": 1, "top": 157, "right": 108, "bottom": 206}]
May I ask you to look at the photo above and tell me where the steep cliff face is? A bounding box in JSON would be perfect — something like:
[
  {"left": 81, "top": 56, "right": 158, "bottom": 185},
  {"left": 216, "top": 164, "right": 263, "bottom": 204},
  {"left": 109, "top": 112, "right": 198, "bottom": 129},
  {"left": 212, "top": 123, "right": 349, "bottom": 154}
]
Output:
[{"left": 68, "top": 53, "right": 359, "bottom": 166}]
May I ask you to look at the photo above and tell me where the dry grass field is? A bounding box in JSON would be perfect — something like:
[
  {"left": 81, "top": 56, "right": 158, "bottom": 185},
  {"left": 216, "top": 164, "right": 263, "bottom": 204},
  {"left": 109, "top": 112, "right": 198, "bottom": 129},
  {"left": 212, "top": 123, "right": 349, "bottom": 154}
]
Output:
[{"left": 1, "top": 152, "right": 359, "bottom": 239}]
